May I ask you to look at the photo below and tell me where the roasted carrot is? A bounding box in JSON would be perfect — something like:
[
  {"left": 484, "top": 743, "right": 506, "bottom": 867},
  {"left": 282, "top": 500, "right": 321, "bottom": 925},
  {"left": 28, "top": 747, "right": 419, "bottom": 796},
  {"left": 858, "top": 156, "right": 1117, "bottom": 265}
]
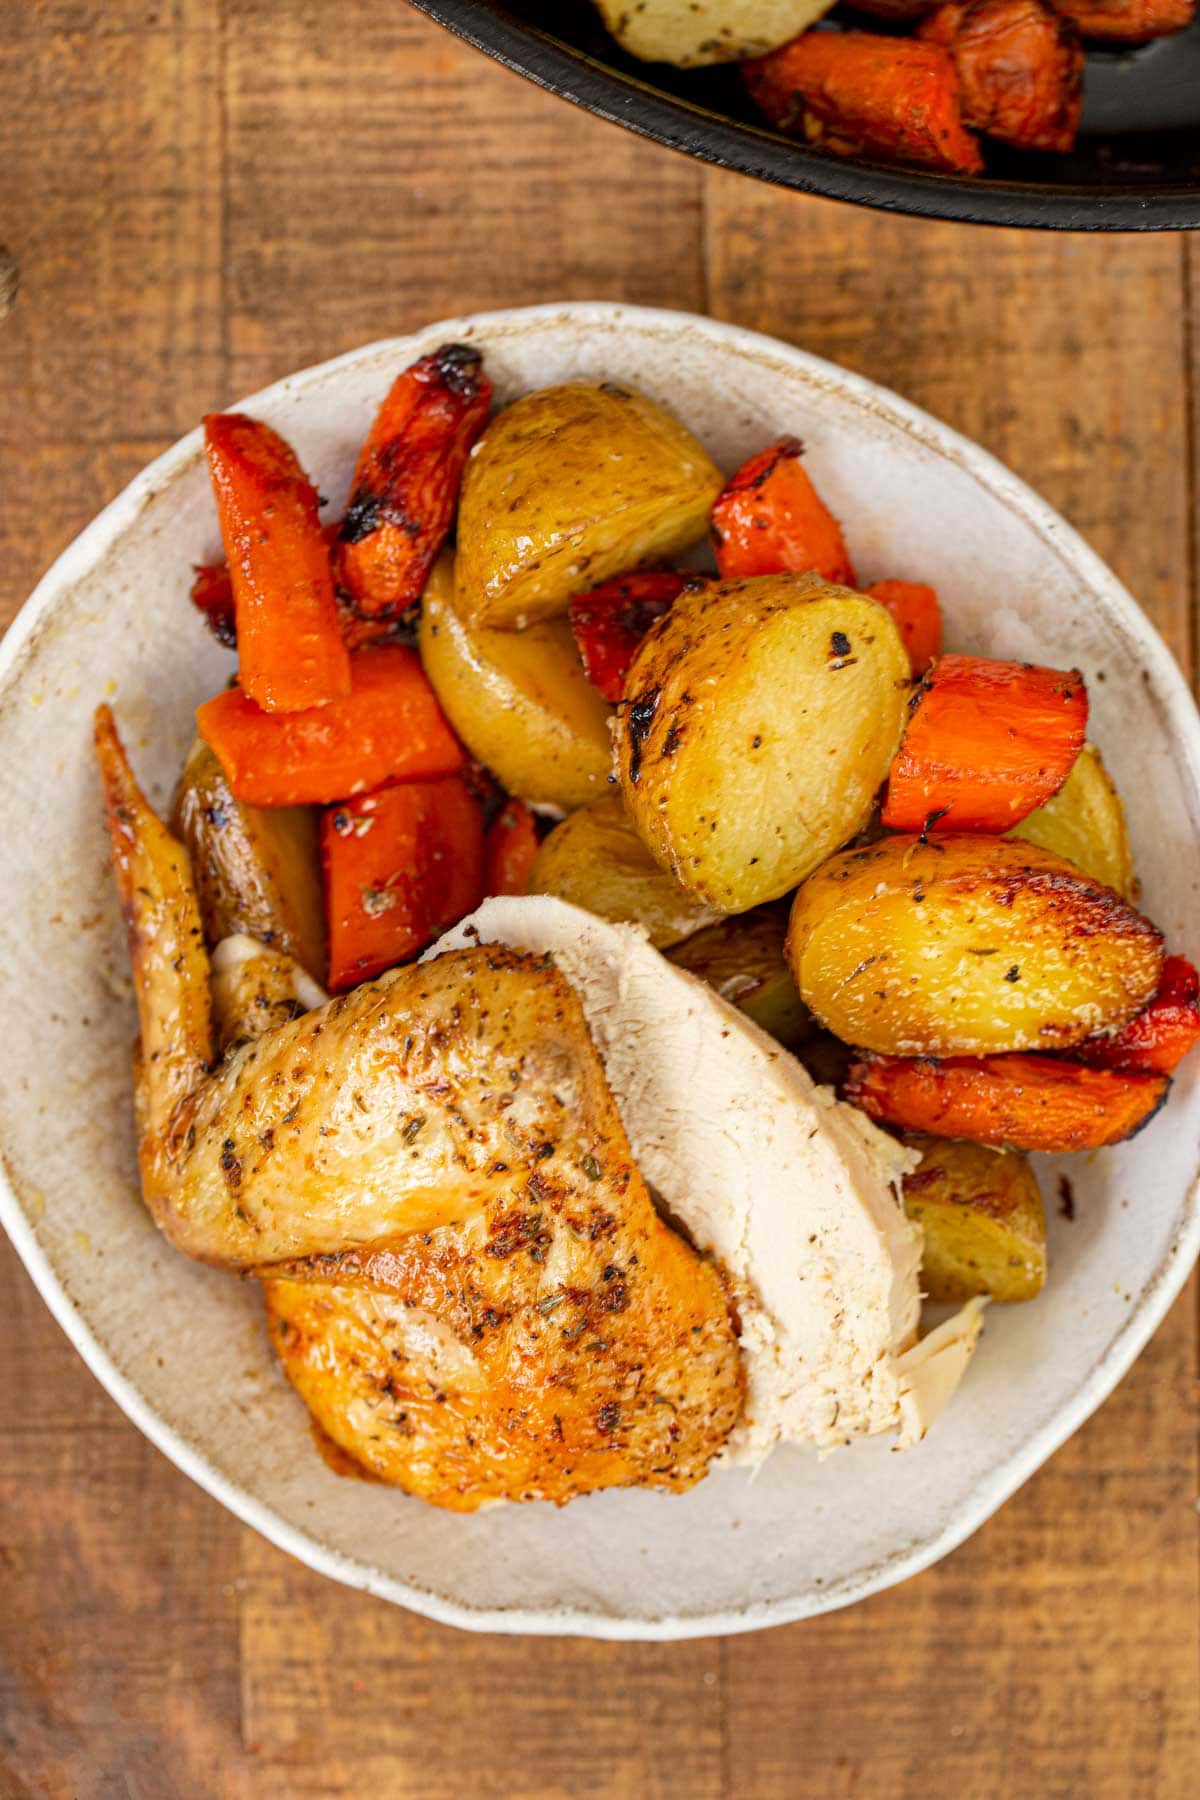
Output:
[
  {"left": 1074, "top": 955, "right": 1200, "bottom": 1077},
  {"left": 189, "top": 562, "right": 237, "bottom": 648},
  {"left": 1048, "top": 0, "right": 1193, "bottom": 41},
  {"left": 919, "top": 0, "right": 1083, "bottom": 154},
  {"left": 322, "top": 777, "right": 484, "bottom": 991},
  {"left": 864, "top": 580, "right": 942, "bottom": 676},
  {"left": 711, "top": 438, "right": 856, "bottom": 586},
  {"left": 881, "top": 653, "right": 1087, "bottom": 833},
  {"left": 844, "top": 1052, "right": 1168, "bottom": 1152},
  {"left": 197, "top": 646, "right": 464, "bottom": 808},
  {"left": 483, "top": 798, "right": 540, "bottom": 897},
  {"left": 569, "top": 570, "right": 688, "bottom": 703},
  {"left": 338, "top": 344, "right": 493, "bottom": 621},
  {"left": 204, "top": 413, "right": 351, "bottom": 713},
  {"left": 742, "top": 33, "right": 985, "bottom": 177}
]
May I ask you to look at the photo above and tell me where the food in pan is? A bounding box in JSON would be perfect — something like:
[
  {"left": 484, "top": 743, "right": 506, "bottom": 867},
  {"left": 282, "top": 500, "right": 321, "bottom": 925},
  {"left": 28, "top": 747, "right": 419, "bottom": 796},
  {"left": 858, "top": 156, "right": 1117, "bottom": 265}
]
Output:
[{"left": 99, "top": 339, "right": 1198, "bottom": 1512}]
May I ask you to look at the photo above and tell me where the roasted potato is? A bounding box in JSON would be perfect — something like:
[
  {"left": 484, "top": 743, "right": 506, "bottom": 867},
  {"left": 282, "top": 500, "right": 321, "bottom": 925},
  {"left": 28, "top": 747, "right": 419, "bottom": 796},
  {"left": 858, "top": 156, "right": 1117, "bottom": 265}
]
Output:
[
  {"left": 418, "top": 556, "right": 613, "bottom": 811},
  {"left": 454, "top": 382, "right": 722, "bottom": 629},
  {"left": 596, "top": 0, "right": 837, "bottom": 65},
  {"left": 788, "top": 834, "right": 1162, "bottom": 1056},
  {"left": 1010, "top": 741, "right": 1136, "bottom": 901},
  {"left": 615, "top": 572, "right": 911, "bottom": 912},
  {"left": 667, "top": 909, "right": 812, "bottom": 1047},
  {"left": 171, "top": 740, "right": 325, "bottom": 982},
  {"left": 901, "top": 1135, "right": 1047, "bottom": 1303},
  {"left": 528, "top": 794, "right": 719, "bottom": 948}
]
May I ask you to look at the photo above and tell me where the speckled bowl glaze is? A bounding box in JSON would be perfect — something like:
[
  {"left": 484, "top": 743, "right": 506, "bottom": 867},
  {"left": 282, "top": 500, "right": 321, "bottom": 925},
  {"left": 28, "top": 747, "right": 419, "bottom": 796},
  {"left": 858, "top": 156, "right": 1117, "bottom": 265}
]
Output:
[{"left": 2, "top": 304, "right": 1198, "bottom": 1639}]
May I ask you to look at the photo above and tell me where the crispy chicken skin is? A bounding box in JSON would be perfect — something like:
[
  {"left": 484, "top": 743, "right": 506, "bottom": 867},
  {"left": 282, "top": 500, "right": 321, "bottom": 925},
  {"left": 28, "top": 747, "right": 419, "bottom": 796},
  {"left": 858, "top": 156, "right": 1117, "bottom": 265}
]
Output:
[{"left": 95, "top": 706, "right": 742, "bottom": 1504}]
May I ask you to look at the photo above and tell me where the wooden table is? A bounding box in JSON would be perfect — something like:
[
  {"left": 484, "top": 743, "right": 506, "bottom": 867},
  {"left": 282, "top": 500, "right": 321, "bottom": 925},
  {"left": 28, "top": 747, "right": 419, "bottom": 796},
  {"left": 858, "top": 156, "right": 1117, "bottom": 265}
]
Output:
[{"left": 1, "top": 6, "right": 1198, "bottom": 1795}]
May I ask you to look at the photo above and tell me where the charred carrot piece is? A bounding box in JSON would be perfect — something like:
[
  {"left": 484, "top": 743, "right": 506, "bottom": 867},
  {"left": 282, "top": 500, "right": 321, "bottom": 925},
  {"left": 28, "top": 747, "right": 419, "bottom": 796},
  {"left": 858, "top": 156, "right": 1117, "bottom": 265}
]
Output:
[
  {"left": 711, "top": 439, "right": 856, "bottom": 586},
  {"left": 1075, "top": 955, "right": 1200, "bottom": 1076},
  {"left": 881, "top": 653, "right": 1087, "bottom": 834},
  {"left": 743, "top": 33, "right": 985, "bottom": 177},
  {"left": 204, "top": 413, "right": 351, "bottom": 714},
  {"left": 338, "top": 344, "right": 493, "bottom": 621},
  {"left": 483, "top": 798, "right": 540, "bottom": 897},
  {"left": 844, "top": 1051, "right": 1168, "bottom": 1152},
  {"left": 190, "top": 562, "right": 237, "bottom": 648},
  {"left": 569, "top": 571, "right": 688, "bottom": 703},
  {"left": 322, "top": 777, "right": 484, "bottom": 991},
  {"left": 919, "top": 0, "right": 1082, "bottom": 154},
  {"left": 1047, "top": 0, "right": 1193, "bottom": 42},
  {"left": 864, "top": 580, "right": 942, "bottom": 676},
  {"left": 197, "top": 646, "right": 464, "bottom": 808}
]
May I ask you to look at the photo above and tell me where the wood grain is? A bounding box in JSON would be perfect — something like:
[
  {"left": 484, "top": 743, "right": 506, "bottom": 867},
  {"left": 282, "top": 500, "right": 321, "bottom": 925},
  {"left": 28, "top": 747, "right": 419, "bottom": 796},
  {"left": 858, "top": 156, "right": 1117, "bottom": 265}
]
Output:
[{"left": 1, "top": 6, "right": 1197, "bottom": 1797}]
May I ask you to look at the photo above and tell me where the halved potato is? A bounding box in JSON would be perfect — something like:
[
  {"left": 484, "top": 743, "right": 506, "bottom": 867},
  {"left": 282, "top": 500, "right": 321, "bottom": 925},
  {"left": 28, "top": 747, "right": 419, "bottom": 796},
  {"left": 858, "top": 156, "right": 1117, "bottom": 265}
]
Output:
[
  {"left": 667, "top": 909, "right": 812, "bottom": 1047},
  {"left": 596, "top": 0, "right": 836, "bottom": 66},
  {"left": 418, "top": 556, "right": 613, "bottom": 810},
  {"left": 171, "top": 740, "right": 325, "bottom": 982},
  {"left": 902, "top": 1135, "right": 1047, "bottom": 1304},
  {"left": 615, "top": 572, "right": 911, "bottom": 912},
  {"left": 528, "top": 794, "right": 719, "bottom": 948},
  {"left": 1010, "top": 741, "right": 1136, "bottom": 901},
  {"left": 454, "top": 382, "right": 722, "bottom": 628},
  {"left": 788, "top": 834, "right": 1162, "bottom": 1057}
]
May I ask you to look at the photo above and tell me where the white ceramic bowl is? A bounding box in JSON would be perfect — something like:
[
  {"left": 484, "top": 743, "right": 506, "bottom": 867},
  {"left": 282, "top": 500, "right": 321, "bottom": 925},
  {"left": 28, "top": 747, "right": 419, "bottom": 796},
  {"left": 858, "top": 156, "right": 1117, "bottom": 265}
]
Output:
[{"left": 2, "top": 303, "right": 1198, "bottom": 1640}]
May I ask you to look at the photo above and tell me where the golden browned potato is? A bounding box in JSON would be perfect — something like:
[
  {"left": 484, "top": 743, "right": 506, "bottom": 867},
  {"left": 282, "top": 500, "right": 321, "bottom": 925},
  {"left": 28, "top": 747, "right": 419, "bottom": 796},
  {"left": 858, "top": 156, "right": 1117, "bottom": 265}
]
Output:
[
  {"left": 666, "top": 909, "right": 812, "bottom": 1047},
  {"left": 614, "top": 572, "right": 911, "bottom": 912},
  {"left": 454, "top": 382, "right": 722, "bottom": 629},
  {"left": 787, "top": 834, "right": 1162, "bottom": 1057},
  {"left": 528, "top": 794, "right": 719, "bottom": 947},
  {"left": 172, "top": 740, "right": 325, "bottom": 982},
  {"left": 1010, "top": 741, "right": 1136, "bottom": 901},
  {"left": 901, "top": 1135, "right": 1047, "bottom": 1304},
  {"left": 596, "top": 0, "right": 836, "bottom": 65},
  {"left": 418, "top": 556, "right": 613, "bottom": 810}
]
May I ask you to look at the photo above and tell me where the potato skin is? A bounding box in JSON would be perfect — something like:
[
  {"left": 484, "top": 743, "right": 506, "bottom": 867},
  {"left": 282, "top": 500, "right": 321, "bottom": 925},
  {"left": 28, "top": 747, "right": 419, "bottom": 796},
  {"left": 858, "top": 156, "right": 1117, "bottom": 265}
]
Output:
[
  {"left": 597, "top": 0, "right": 837, "bottom": 66},
  {"left": 418, "top": 556, "right": 613, "bottom": 811},
  {"left": 454, "top": 382, "right": 722, "bottom": 629},
  {"left": 171, "top": 739, "right": 325, "bottom": 982},
  {"left": 1010, "top": 741, "right": 1135, "bottom": 901},
  {"left": 901, "top": 1135, "right": 1046, "bottom": 1303},
  {"left": 788, "top": 834, "right": 1162, "bottom": 1056},
  {"left": 528, "top": 795, "right": 719, "bottom": 948},
  {"left": 666, "top": 908, "right": 812, "bottom": 1047},
  {"left": 615, "top": 572, "right": 911, "bottom": 912}
]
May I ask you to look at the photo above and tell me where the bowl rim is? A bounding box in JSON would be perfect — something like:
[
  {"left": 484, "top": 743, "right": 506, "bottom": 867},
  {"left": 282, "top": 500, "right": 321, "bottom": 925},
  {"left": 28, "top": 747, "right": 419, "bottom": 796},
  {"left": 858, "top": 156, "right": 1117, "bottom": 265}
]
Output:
[
  {"left": 409, "top": 0, "right": 1200, "bottom": 232},
  {"left": 2, "top": 300, "right": 1199, "bottom": 1639}
]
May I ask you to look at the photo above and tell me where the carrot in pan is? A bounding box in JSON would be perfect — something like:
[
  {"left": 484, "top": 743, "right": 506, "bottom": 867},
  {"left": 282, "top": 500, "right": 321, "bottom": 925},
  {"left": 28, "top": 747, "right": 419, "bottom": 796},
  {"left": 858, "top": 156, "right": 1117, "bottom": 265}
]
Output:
[
  {"left": 1047, "top": 0, "right": 1193, "bottom": 41},
  {"left": 919, "top": 0, "right": 1083, "bottom": 154},
  {"left": 338, "top": 343, "right": 493, "bottom": 621},
  {"left": 322, "top": 776, "right": 484, "bottom": 991},
  {"left": 1074, "top": 955, "right": 1200, "bottom": 1077},
  {"left": 197, "top": 645, "right": 464, "bottom": 808},
  {"left": 483, "top": 798, "right": 541, "bottom": 897},
  {"left": 843, "top": 1051, "right": 1169, "bottom": 1152},
  {"left": 204, "top": 413, "right": 351, "bottom": 713},
  {"left": 711, "top": 438, "right": 856, "bottom": 586},
  {"left": 881, "top": 653, "right": 1088, "bottom": 833},
  {"left": 569, "top": 570, "right": 688, "bottom": 703},
  {"left": 864, "top": 579, "right": 942, "bottom": 676},
  {"left": 742, "top": 33, "right": 985, "bottom": 177}
]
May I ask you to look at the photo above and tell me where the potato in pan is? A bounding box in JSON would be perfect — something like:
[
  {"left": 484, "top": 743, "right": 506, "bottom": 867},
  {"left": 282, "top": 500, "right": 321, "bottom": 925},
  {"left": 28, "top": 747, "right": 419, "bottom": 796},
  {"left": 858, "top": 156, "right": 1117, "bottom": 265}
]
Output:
[
  {"left": 1009, "top": 741, "right": 1136, "bottom": 902},
  {"left": 595, "top": 0, "right": 837, "bottom": 66},
  {"left": 527, "top": 794, "right": 720, "bottom": 948},
  {"left": 901, "top": 1135, "right": 1047, "bottom": 1304},
  {"left": 667, "top": 908, "right": 813, "bottom": 1048}
]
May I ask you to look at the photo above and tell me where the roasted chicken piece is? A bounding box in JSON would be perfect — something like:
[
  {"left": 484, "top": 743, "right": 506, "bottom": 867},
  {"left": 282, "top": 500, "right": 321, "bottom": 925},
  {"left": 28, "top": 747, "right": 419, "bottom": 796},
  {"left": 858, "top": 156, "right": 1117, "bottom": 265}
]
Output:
[{"left": 95, "top": 706, "right": 742, "bottom": 1507}]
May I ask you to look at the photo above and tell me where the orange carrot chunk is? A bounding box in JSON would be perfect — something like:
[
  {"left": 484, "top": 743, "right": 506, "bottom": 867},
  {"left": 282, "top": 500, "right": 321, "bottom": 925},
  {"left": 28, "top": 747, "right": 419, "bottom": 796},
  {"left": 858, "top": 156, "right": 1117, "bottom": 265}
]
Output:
[
  {"left": 197, "top": 645, "right": 464, "bottom": 808},
  {"left": 484, "top": 798, "right": 540, "bottom": 897},
  {"left": 203, "top": 413, "right": 351, "bottom": 714},
  {"left": 919, "top": 0, "right": 1083, "bottom": 154},
  {"left": 711, "top": 438, "right": 856, "bottom": 586},
  {"left": 864, "top": 579, "right": 942, "bottom": 676},
  {"left": 1074, "top": 955, "right": 1200, "bottom": 1076},
  {"left": 881, "top": 653, "right": 1087, "bottom": 833},
  {"left": 190, "top": 561, "right": 236, "bottom": 648},
  {"left": 743, "top": 33, "right": 985, "bottom": 176},
  {"left": 322, "top": 777, "right": 484, "bottom": 992},
  {"left": 1048, "top": 0, "right": 1193, "bottom": 42},
  {"left": 569, "top": 571, "right": 688, "bottom": 703},
  {"left": 844, "top": 1051, "right": 1168, "bottom": 1152},
  {"left": 338, "top": 344, "right": 493, "bottom": 621}
]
